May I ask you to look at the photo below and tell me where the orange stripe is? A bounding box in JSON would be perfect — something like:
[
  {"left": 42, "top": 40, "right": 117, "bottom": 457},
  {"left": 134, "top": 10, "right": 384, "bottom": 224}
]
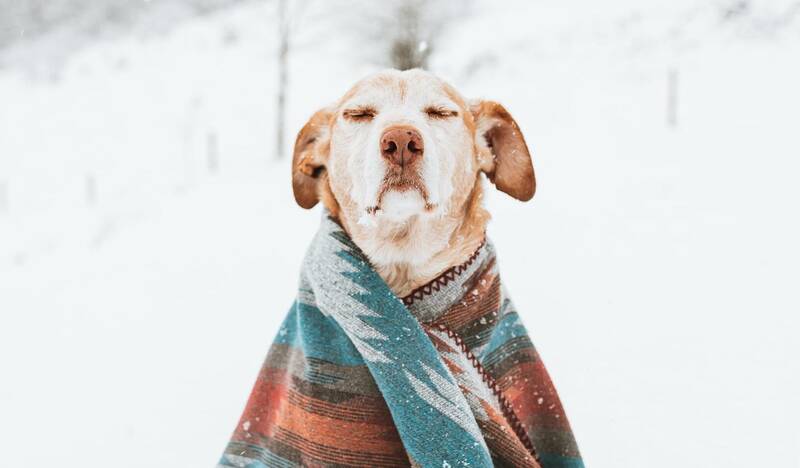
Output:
[{"left": 277, "top": 396, "right": 404, "bottom": 453}]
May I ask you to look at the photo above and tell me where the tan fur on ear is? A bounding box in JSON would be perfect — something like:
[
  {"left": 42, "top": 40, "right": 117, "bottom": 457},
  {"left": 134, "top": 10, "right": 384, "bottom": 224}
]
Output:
[
  {"left": 471, "top": 101, "right": 535, "bottom": 201},
  {"left": 292, "top": 108, "right": 332, "bottom": 209}
]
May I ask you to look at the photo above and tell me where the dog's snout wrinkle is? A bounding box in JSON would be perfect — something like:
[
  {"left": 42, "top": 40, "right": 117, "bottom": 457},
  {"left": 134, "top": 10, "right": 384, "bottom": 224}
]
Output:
[{"left": 380, "top": 126, "right": 424, "bottom": 168}]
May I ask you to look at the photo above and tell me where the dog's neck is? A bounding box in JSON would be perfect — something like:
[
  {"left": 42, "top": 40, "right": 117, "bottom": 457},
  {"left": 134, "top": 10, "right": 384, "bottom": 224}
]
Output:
[
  {"left": 372, "top": 220, "right": 486, "bottom": 297},
  {"left": 336, "top": 183, "right": 490, "bottom": 298}
]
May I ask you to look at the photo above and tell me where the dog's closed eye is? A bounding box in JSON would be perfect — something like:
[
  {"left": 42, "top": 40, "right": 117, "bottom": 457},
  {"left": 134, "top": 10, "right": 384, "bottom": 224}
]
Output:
[
  {"left": 425, "top": 106, "right": 459, "bottom": 119},
  {"left": 343, "top": 107, "right": 377, "bottom": 122}
]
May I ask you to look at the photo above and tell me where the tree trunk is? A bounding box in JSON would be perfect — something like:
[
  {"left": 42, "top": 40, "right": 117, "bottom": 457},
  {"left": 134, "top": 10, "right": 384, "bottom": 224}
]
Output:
[
  {"left": 276, "top": 0, "right": 289, "bottom": 159},
  {"left": 667, "top": 67, "right": 678, "bottom": 128}
]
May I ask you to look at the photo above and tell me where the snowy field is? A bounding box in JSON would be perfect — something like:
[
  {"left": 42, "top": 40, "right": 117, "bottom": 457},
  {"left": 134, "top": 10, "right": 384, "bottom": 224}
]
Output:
[{"left": 1, "top": 1, "right": 799, "bottom": 467}]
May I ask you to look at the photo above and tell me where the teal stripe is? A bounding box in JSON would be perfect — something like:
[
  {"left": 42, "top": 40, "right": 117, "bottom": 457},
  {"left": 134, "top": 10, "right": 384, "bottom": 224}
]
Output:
[
  {"left": 296, "top": 301, "right": 366, "bottom": 366},
  {"left": 272, "top": 301, "right": 366, "bottom": 367},
  {"left": 479, "top": 310, "right": 530, "bottom": 359},
  {"left": 538, "top": 453, "right": 585, "bottom": 468}
]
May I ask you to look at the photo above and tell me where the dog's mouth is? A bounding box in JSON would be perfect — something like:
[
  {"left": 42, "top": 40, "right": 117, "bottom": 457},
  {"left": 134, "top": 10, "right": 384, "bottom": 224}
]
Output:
[{"left": 364, "top": 171, "right": 437, "bottom": 216}]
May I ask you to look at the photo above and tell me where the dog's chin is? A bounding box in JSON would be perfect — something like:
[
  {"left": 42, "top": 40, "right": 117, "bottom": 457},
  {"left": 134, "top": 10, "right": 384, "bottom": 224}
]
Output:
[
  {"left": 379, "top": 190, "right": 427, "bottom": 222},
  {"left": 357, "top": 182, "right": 440, "bottom": 228}
]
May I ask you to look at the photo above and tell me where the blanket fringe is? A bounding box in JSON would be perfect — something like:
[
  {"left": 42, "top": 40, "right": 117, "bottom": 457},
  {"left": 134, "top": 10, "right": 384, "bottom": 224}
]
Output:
[{"left": 402, "top": 240, "right": 486, "bottom": 306}]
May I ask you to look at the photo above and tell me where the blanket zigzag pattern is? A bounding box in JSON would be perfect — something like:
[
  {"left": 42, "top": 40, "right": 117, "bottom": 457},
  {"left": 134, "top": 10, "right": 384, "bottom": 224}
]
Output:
[
  {"left": 435, "top": 323, "right": 539, "bottom": 461},
  {"left": 218, "top": 214, "right": 583, "bottom": 468}
]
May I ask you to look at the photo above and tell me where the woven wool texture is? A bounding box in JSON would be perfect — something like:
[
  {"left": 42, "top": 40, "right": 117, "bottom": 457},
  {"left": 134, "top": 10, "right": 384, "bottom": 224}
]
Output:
[{"left": 218, "top": 214, "right": 583, "bottom": 468}]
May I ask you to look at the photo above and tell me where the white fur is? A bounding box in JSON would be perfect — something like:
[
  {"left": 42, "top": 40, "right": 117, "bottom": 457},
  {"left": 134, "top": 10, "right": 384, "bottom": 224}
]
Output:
[
  {"left": 380, "top": 191, "right": 426, "bottom": 221},
  {"left": 334, "top": 70, "right": 464, "bottom": 219}
]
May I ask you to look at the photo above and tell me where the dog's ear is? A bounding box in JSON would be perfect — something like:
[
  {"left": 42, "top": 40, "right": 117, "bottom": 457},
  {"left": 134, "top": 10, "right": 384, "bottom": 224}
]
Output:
[
  {"left": 292, "top": 108, "right": 332, "bottom": 209},
  {"left": 471, "top": 100, "right": 535, "bottom": 201}
]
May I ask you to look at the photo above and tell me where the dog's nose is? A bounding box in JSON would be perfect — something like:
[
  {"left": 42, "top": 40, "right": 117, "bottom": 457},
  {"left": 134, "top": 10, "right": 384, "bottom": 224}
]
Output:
[{"left": 380, "top": 126, "right": 424, "bottom": 168}]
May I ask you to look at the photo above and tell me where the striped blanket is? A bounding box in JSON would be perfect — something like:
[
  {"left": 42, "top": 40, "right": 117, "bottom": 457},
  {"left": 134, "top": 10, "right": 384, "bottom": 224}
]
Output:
[{"left": 218, "top": 214, "right": 583, "bottom": 468}]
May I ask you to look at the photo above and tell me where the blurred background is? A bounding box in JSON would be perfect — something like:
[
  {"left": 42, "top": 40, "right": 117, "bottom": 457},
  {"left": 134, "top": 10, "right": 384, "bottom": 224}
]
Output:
[{"left": 1, "top": 0, "right": 799, "bottom": 466}]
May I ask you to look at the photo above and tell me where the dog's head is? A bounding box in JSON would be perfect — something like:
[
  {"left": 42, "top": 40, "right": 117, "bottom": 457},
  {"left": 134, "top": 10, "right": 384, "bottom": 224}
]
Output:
[{"left": 292, "top": 69, "right": 534, "bottom": 268}]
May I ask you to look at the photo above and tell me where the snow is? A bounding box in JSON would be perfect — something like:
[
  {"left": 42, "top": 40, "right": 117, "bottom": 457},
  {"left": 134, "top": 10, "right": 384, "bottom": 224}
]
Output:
[{"left": 1, "top": 1, "right": 799, "bottom": 467}]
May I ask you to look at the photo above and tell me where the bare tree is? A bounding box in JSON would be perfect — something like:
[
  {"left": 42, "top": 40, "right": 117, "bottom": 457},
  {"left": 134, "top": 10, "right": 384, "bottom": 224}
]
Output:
[
  {"left": 667, "top": 67, "right": 678, "bottom": 128},
  {"left": 273, "top": 0, "right": 315, "bottom": 160},
  {"left": 335, "top": 0, "right": 469, "bottom": 71},
  {"left": 389, "top": 0, "right": 430, "bottom": 70},
  {"left": 275, "top": 0, "right": 289, "bottom": 160}
]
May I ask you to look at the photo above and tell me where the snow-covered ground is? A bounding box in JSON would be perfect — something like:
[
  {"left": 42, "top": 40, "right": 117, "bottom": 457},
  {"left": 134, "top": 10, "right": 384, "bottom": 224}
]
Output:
[{"left": 1, "top": 1, "right": 799, "bottom": 467}]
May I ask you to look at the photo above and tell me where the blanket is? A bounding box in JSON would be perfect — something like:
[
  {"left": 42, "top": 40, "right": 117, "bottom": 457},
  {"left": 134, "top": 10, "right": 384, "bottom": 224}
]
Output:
[{"left": 218, "top": 214, "right": 583, "bottom": 468}]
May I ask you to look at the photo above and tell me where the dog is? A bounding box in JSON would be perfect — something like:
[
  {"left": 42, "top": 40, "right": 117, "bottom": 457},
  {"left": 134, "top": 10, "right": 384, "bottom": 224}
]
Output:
[
  {"left": 292, "top": 69, "right": 534, "bottom": 298},
  {"left": 218, "top": 69, "right": 582, "bottom": 468}
]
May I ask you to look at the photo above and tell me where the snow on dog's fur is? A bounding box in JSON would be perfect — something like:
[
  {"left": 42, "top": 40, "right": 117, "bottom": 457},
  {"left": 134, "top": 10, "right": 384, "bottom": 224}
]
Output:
[{"left": 292, "top": 69, "right": 535, "bottom": 296}]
